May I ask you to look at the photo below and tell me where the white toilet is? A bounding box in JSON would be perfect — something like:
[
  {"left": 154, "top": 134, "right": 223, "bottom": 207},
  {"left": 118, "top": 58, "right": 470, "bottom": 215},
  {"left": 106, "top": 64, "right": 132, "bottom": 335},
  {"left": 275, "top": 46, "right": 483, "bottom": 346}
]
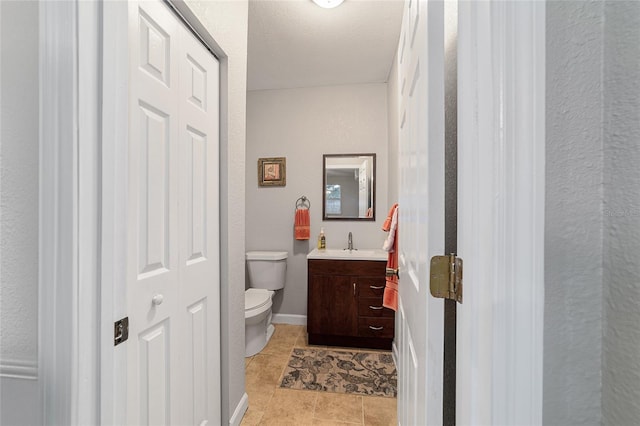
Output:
[{"left": 245, "top": 251, "right": 288, "bottom": 357}]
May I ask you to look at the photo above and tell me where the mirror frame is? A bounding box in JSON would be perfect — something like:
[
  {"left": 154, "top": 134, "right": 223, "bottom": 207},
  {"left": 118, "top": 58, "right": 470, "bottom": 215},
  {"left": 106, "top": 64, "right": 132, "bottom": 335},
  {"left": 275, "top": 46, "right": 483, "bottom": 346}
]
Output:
[{"left": 322, "top": 153, "right": 376, "bottom": 221}]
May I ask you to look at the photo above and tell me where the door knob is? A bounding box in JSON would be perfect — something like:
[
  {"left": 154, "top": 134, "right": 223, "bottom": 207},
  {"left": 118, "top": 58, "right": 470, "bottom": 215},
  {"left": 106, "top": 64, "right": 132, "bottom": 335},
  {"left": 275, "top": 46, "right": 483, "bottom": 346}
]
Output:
[{"left": 152, "top": 294, "right": 164, "bottom": 306}]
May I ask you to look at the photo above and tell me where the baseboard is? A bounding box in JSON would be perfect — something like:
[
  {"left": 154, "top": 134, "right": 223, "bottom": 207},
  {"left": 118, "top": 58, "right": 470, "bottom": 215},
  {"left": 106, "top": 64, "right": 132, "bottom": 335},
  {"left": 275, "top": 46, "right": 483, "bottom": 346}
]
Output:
[
  {"left": 228, "top": 392, "right": 248, "bottom": 426},
  {"left": 271, "top": 314, "right": 307, "bottom": 326},
  {"left": 0, "top": 359, "right": 38, "bottom": 380},
  {"left": 0, "top": 375, "right": 41, "bottom": 425}
]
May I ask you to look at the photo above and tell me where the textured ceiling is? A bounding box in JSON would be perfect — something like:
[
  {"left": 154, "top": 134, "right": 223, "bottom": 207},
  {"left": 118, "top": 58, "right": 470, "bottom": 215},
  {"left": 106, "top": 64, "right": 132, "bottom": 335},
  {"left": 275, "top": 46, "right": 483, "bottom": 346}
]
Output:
[{"left": 247, "top": 0, "right": 405, "bottom": 91}]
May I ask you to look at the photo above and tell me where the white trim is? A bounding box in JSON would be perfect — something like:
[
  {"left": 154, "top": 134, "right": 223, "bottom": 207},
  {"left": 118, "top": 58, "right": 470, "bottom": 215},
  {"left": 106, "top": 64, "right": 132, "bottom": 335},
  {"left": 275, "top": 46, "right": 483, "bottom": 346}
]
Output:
[
  {"left": 39, "top": 1, "right": 79, "bottom": 424},
  {"left": 0, "top": 375, "right": 41, "bottom": 426},
  {"left": 77, "top": 2, "right": 102, "bottom": 423},
  {"left": 228, "top": 392, "right": 249, "bottom": 426},
  {"left": 100, "top": 1, "right": 129, "bottom": 424},
  {"left": 40, "top": 2, "right": 105, "bottom": 424},
  {"left": 457, "top": 1, "right": 545, "bottom": 425},
  {"left": 271, "top": 314, "right": 307, "bottom": 326},
  {"left": 0, "top": 360, "right": 38, "bottom": 380}
]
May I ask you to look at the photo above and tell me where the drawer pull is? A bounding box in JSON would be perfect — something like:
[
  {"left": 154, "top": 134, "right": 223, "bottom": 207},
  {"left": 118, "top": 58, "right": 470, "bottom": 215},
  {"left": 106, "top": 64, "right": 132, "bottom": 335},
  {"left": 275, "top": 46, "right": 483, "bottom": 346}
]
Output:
[
  {"left": 369, "top": 305, "right": 384, "bottom": 310},
  {"left": 369, "top": 326, "right": 384, "bottom": 331},
  {"left": 369, "top": 285, "right": 384, "bottom": 290},
  {"left": 353, "top": 282, "right": 356, "bottom": 296}
]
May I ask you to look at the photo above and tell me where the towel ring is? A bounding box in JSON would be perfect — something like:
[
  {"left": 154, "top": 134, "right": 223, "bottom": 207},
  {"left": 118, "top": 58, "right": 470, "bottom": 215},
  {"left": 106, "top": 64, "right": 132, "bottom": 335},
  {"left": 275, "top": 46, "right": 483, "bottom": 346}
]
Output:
[{"left": 295, "top": 196, "right": 311, "bottom": 210}]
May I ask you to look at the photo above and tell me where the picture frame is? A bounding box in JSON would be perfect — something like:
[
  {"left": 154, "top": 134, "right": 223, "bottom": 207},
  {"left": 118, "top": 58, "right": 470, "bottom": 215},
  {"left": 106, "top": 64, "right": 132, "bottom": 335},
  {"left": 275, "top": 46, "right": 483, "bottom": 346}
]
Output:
[{"left": 258, "top": 157, "right": 286, "bottom": 187}]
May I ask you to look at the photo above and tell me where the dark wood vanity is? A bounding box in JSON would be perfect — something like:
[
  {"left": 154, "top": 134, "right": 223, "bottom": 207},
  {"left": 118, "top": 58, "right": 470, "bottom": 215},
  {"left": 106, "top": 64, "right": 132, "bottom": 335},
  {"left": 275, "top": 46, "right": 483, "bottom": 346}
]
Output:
[{"left": 307, "top": 258, "right": 394, "bottom": 350}]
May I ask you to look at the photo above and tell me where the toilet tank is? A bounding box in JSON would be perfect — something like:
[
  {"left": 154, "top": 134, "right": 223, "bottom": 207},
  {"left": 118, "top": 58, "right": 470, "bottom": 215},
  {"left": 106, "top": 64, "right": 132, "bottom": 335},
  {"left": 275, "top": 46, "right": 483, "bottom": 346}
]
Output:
[{"left": 246, "top": 251, "right": 288, "bottom": 290}]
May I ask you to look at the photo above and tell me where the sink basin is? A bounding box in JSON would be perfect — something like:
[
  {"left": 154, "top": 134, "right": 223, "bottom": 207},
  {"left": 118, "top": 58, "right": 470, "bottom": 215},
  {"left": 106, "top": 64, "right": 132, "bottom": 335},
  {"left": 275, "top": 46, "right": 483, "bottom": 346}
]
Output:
[{"left": 307, "top": 248, "right": 387, "bottom": 261}]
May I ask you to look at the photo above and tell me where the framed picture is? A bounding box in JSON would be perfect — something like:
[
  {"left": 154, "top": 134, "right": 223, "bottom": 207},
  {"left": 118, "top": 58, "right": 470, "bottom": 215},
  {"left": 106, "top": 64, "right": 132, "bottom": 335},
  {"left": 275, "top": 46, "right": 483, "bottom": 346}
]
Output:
[{"left": 258, "top": 157, "right": 286, "bottom": 187}]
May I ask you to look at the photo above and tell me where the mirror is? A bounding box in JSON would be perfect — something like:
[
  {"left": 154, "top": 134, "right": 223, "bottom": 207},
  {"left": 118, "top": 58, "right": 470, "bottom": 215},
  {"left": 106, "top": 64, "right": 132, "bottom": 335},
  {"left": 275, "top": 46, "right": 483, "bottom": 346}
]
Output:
[{"left": 323, "top": 154, "right": 376, "bottom": 221}]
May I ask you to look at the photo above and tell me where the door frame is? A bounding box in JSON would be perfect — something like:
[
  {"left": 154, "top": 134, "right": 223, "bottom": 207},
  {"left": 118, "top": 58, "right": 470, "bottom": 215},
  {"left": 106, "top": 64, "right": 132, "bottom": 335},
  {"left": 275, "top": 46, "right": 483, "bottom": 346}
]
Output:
[
  {"left": 39, "top": 1, "right": 103, "bottom": 423},
  {"left": 39, "top": 1, "right": 227, "bottom": 424},
  {"left": 100, "top": 1, "right": 129, "bottom": 423},
  {"left": 456, "top": 1, "right": 545, "bottom": 424}
]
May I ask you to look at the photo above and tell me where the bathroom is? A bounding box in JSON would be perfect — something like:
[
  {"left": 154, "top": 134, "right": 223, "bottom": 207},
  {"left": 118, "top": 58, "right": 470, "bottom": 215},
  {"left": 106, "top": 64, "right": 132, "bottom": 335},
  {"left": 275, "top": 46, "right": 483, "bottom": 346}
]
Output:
[
  {"left": 3, "top": 0, "right": 640, "bottom": 425},
  {"left": 242, "top": 2, "right": 401, "bottom": 423},
  {"left": 244, "top": 2, "right": 401, "bottom": 333}
]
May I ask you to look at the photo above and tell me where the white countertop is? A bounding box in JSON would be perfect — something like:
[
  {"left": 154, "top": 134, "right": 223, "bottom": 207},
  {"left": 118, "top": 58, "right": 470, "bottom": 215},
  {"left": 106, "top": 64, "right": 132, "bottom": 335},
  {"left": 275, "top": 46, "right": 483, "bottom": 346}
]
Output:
[{"left": 307, "top": 248, "right": 388, "bottom": 261}]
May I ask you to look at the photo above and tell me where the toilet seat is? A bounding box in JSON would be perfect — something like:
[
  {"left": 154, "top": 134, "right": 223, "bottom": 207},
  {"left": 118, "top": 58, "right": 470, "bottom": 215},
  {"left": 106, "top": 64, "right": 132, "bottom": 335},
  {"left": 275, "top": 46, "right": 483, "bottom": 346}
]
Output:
[
  {"left": 245, "top": 289, "right": 270, "bottom": 310},
  {"left": 245, "top": 289, "right": 273, "bottom": 320},
  {"left": 246, "top": 251, "right": 288, "bottom": 261}
]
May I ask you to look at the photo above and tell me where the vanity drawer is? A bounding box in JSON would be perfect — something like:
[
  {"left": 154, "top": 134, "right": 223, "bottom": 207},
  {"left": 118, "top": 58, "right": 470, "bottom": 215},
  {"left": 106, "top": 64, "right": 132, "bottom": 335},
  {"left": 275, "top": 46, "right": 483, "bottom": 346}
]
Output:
[
  {"left": 357, "top": 280, "right": 387, "bottom": 297},
  {"left": 358, "top": 318, "right": 394, "bottom": 338},
  {"left": 308, "top": 260, "right": 385, "bottom": 276},
  {"left": 358, "top": 298, "right": 395, "bottom": 318}
]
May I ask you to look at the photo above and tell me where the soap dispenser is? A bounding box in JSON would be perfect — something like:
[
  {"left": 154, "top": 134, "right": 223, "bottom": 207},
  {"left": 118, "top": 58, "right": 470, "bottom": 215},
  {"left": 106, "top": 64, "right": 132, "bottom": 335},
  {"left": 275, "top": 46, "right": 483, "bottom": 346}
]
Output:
[{"left": 318, "top": 227, "right": 326, "bottom": 250}]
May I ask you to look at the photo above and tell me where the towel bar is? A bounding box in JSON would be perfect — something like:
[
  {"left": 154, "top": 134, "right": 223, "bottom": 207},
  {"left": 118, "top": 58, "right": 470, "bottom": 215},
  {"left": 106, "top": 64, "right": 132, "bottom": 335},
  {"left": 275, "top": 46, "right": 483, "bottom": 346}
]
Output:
[{"left": 295, "top": 195, "right": 311, "bottom": 210}]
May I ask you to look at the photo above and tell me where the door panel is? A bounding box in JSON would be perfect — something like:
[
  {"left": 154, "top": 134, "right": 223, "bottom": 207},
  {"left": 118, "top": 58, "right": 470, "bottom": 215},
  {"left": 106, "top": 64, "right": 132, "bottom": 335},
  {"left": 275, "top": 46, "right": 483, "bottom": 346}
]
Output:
[
  {"left": 138, "top": 8, "right": 170, "bottom": 85},
  {"left": 178, "top": 22, "right": 220, "bottom": 426},
  {"left": 128, "top": 2, "right": 179, "bottom": 423},
  {"left": 186, "top": 299, "right": 208, "bottom": 424},
  {"left": 139, "top": 322, "right": 170, "bottom": 426},
  {"left": 184, "top": 128, "right": 207, "bottom": 263},
  {"left": 136, "top": 103, "right": 172, "bottom": 276},
  {"left": 396, "top": 0, "right": 445, "bottom": 425},
  {"left": 127, "top": 1, "right": 220, "bottom": 424}
]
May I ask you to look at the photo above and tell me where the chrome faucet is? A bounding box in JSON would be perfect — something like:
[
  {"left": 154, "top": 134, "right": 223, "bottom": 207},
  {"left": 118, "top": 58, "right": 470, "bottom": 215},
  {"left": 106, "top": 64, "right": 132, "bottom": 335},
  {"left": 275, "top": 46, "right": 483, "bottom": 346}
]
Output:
[{"left": 347, "top": 232, "right": 354, "bottom": 251}]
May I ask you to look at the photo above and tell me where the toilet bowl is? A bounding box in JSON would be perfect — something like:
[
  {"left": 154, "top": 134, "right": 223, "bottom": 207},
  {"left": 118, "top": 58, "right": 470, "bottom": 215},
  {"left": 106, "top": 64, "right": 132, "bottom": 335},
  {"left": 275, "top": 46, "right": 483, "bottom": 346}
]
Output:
[
  {"left": 244, "top": 251, "right": 287, "bottom": 357},
  {"left": 245, "top": 288, "right": 275, "bottom": 357}
]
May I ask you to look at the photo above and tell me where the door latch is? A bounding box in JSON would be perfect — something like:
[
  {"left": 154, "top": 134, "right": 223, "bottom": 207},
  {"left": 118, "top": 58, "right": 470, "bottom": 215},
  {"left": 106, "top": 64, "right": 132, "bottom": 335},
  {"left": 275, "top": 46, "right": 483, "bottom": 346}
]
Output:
[
  {"left": 430, "top": 254, "right": 463, "bottom": 303},
  {"left": 114, "top": 317, "right": 129, "bottom": 346}
]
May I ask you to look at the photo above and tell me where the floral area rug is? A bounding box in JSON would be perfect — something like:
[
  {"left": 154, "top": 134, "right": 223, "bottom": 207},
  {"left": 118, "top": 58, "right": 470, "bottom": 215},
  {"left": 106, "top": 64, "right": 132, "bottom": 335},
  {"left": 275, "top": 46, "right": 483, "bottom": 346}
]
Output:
[{"left": 280, "top": 348, "right": 397, "bottom": 398}]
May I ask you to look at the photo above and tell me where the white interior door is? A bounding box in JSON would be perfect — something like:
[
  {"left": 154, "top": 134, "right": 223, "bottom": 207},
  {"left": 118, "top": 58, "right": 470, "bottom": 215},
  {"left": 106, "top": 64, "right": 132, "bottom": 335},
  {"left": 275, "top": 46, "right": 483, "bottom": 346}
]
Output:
[
  {"left": 126, "top": 1, "right": 220, "bottom": 424},
  {"left": 395, "top": 0, "right": 544, "bottom": 423},
  {"left": 396, "top": 0, "right": 445, "bottom": 425},
  {"left": 456, "top": 1, "right": 545, "bottom": 424},
  {"left": 178, "top": 19, "right": 221, "bottom": 426}
]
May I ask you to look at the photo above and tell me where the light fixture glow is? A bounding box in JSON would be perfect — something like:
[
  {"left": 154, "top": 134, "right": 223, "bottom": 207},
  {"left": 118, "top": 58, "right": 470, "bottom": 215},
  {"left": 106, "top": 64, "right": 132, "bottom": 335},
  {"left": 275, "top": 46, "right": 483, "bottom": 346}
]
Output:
[{"left": 312, "top": 0, "right": 344, "bottom": 9}]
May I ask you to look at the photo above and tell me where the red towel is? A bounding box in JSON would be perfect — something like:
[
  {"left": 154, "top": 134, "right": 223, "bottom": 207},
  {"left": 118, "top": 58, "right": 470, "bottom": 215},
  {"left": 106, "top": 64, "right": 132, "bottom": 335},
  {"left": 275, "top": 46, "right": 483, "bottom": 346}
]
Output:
[
  {"left": 382, "top": 204, "right": 399, "bottom": 311},
  {"left": 294, "top": 208, "right": 310, "bottom": 240}
]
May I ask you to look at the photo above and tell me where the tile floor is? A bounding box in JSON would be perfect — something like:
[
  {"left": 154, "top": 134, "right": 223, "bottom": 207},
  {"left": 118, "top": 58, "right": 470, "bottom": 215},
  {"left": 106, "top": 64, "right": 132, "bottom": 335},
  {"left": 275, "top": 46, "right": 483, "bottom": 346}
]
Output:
[{"left": 241, "top": 324, "right": 397, "bottom": 426}]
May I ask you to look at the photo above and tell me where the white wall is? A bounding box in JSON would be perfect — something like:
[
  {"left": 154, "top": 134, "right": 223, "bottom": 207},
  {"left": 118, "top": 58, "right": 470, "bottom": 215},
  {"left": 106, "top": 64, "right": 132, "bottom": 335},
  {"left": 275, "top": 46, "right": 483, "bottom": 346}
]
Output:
[
  {"left": 545, "top": 1, "right": 640, "bottom": 424},
  {"left": 183, "top": 1, "right": 248, "bottom": 423},
  {"left": 0, "top": 2, "right": 41, "bottom": 425},
  {"left": 602, "top": 1, "right": 640, "bottom": 423},
  {"left": 246, "top": 84, "right": 389, "bottom": 317},
  {"left": 545, "top": 1, "right": 604, "bottom": 424}
]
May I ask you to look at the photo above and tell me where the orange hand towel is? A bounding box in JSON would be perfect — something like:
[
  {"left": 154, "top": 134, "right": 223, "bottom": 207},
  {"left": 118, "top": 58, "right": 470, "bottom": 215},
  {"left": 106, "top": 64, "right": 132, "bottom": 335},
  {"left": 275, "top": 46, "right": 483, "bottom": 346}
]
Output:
[
  {"left": 382, "top": 203, "right": 398, "bottom": 232},
  {"left": 294, "top": 208, "right": 310, "bottom": 240},
  {"left": 382, "top": 204, "right": 399, "bottom": 311}
]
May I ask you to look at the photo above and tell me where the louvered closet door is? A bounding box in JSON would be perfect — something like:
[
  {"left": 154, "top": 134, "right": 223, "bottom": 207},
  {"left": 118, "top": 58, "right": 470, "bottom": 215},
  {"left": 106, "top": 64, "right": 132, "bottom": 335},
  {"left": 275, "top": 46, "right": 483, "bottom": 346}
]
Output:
[{"left": 126, "top": 1, "right": 220, "bottom": 424}]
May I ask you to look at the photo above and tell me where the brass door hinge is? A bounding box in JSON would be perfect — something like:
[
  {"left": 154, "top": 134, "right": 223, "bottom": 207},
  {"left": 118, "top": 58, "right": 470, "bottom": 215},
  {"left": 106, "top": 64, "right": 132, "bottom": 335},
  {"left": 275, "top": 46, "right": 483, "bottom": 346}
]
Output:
[
  {"left": 114, "top": 317, "right": 129, "bottom": 346},
  {"left": 430, "top": 254, "right": 463, "bottom": 303}
]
